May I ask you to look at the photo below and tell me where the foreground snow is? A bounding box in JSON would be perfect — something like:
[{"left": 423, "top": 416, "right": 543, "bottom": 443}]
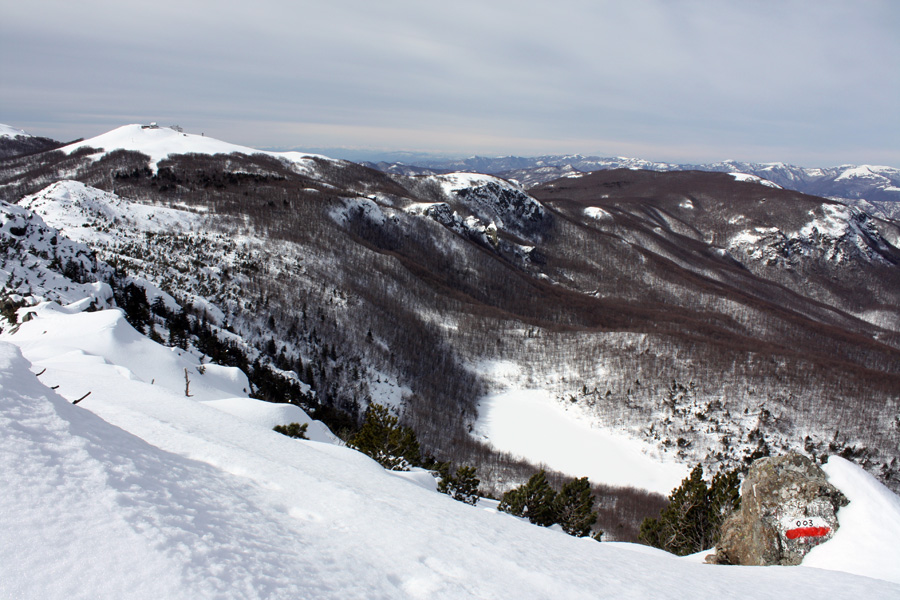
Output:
[{"left": 2, "top": 306, "right": 899, "bottom": 598}]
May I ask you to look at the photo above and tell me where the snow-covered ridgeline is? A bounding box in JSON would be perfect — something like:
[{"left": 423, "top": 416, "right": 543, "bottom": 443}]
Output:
[
  {"left": 728, "top": 202, "right": 893, "bottom": 265},
  {"left": 59, "top": 123, "right": 335, "bottom": 173},
  {"left": 0, "top": 197, "right": 114, "bottom": 310},
  {"left": 729, "top": 172, "right": 782, "bottom": 188},
  {"left": 0, "top": 123, "right": 31, "bottom": 139},
  {"left": 19, "top": 179, "right": 205, "bottom": 240}
]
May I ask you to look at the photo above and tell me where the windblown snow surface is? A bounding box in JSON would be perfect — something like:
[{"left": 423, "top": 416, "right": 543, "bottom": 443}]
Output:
[{"left": 2, "top": 301, "right": 899, "bottom": 599}]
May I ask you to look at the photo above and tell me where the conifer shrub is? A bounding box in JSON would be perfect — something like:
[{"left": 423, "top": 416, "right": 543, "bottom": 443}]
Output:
[
  {"left": 553, "top": 477, "right": 598, "bottom": 537},
  {"left": 638, "top": 464, "right": 741, "bottom": 555},
  {"left": 499, "top": 470, "right": 598, "bottom": 535},
  {"left": 436, "top": 464, "right": 481, "bottom": 505},
  {"left": 273, "top": 422, "right": 309, "bottom": 439},
  {"left": 347, "top": 403, "right": 421, "bottom": 471}
]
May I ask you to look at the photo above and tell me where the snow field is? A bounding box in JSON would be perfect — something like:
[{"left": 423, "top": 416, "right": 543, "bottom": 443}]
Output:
[{"left": 473, "top": 388, "right": 688, "bottom": 495}]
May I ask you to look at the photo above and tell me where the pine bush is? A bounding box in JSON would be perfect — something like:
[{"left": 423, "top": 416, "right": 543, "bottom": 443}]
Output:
[
  {"left": 499, "top": 470, "right": 558, "bottom": 527},
  {"left": 273, "top": 422, "right": 309, "bottom": 439},
  {"left": 348, "top": 403, "right": 421, "bottom": 471},
  {"left": 553, "top": 477, "right": 597, "bottom": 537},
  {"left": 638, "top": 464, "right": 741, "bottom": 555},
  {"left": 437, "top": 465, "right": 480, "bottom": 505}
]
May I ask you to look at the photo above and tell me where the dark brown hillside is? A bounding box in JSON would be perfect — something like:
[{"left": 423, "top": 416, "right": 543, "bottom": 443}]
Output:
[{"left": 532, "top": 169, "right": 900, "bottom": 335}]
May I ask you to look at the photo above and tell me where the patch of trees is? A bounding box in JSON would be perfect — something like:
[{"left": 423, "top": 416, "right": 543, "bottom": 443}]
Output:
[
  {"left": 499, "top": 470, "right": 599, "bottom": 538},
  {"left": 638, "top": 464, "right": 741, "bottom": 556},
  {"left": 0, "top": 134, "right": 66, "bottom": 160},
  {"left": 346, "top": 403, "right": 486, "bottom": 506}
]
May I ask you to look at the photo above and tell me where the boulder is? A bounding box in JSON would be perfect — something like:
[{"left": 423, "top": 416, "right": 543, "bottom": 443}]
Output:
[{"left": 713, "top": 452, "right": 848, "bottom": 566}]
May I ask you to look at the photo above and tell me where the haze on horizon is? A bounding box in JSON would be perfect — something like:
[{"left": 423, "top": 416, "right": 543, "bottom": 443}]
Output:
[{"left": 2, "top": 0, "right": 898, "bottom": 167}]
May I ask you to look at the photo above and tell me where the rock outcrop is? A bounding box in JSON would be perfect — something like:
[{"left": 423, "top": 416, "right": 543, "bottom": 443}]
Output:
[{"left": 712, "top": 452, "right": 848, "bottom": 566}]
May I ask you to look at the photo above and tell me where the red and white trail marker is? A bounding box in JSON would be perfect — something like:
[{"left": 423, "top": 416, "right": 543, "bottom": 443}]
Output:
[{"left": 782, "top": 517, "right": 832, "bottom": 541}]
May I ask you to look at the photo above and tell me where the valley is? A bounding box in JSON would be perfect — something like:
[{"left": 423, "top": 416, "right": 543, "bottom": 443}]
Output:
[{"left": 2, "top": 124, "right": 899, "bottom": 544}]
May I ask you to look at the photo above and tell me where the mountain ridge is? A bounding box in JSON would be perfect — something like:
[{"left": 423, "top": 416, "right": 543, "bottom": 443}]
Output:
[{"left": 365, "top": 154, "right": 900, "bottom": 218}]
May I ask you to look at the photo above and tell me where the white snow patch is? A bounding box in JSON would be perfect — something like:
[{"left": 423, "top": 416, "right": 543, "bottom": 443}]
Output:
[
  {"left": 367, "top": 369, "right": 412, "bottom": 411},
  {"left": 729, "top": 172, "right": 782, "bottom": 189},
  {"left": 799, "top": 204, "right": 851, "bottom": 238},
  {"left": 729, "top": 230, "right": 764, "bottom": 245},
  {"left": 201, "top": 397, "right": 340, "bottom": 444},
  {"left": 584, "top": 206, "right": 613, "bottom": 221},
  {"left": 473, "top": 389, "right": 688, "bottom": 494}
]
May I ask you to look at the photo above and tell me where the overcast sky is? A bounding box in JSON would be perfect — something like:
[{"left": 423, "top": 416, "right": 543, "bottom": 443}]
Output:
[{"left": 2, "top": 0, "right": 898, "bottom": 166}]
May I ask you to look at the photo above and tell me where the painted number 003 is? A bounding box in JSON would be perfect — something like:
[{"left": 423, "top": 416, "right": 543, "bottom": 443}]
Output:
[{"left": 794, "top": 519, "right": 818, "bottom": 527}]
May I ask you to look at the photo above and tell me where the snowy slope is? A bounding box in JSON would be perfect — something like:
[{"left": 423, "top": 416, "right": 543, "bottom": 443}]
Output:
[
  {"left": 0, "top": 123, "right": 31, "bottom": 138},
  {"left": 2, "top": 306, "right": 900, "bottom": 598},
  {"left": 803, "top": 456, "right": 900, "bottom": 583},
  {"left": 9, "top": 302, "right": 250, "bottom": 401},
  {"left": 60, "top": 124, "right": 333, "bottom": 172},
  {"left": 0, "top": 198, "right": 115, "bottom": 310},
  {"left": 19, "top": 179, "right": 204, "bottom": 242}
]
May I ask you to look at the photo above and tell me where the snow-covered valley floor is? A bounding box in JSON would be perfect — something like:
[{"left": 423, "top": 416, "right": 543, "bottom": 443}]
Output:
[
  {"left": 2, "top": 303, "right": 899, "bottom": 599},
  {"left": 474, "top": 389, "right": 687, "bottom": 494}
]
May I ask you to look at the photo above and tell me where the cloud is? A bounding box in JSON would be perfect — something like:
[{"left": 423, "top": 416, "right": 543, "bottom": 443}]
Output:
[{"left": 2, "top": 0, "right": 898, "bottom": 165}]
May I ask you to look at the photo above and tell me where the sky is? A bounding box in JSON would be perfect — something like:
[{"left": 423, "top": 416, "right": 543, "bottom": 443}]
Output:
[{"left": 2, "top": 0, "right": 898, "bottom": 166}]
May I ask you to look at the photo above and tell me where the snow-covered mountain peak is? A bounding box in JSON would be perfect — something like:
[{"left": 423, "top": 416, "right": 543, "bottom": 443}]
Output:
[
  {"left": 834, "top": 165, "right": 895, "bottom": 183},
  {"left": 0, "top": 123, "right": 31, "bottom": 139},
  {"left": 437, "top": 171, "right": 525, "bottom": 194},
  {"left": 60, "top": 123, "right": 334, "bottom": 173},
  {"left": 20, "top": 180, "right": 203, "bottom": 239},
  {"left": 729, "top": 172, "right": 782, "bottom": 188}
]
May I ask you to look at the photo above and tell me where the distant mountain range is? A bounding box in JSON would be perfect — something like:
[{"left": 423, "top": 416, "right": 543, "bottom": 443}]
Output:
[
  {"left": 364, "top": 155, "right": 900, "bottom": 219},
  {"left": 0, "top": 123, "right": 68, "bottom": 159}
]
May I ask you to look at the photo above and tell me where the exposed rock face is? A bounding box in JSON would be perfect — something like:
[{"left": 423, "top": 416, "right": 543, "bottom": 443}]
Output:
[{"left": 714, "top": 452, "right": 848, "bottom": 566}]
